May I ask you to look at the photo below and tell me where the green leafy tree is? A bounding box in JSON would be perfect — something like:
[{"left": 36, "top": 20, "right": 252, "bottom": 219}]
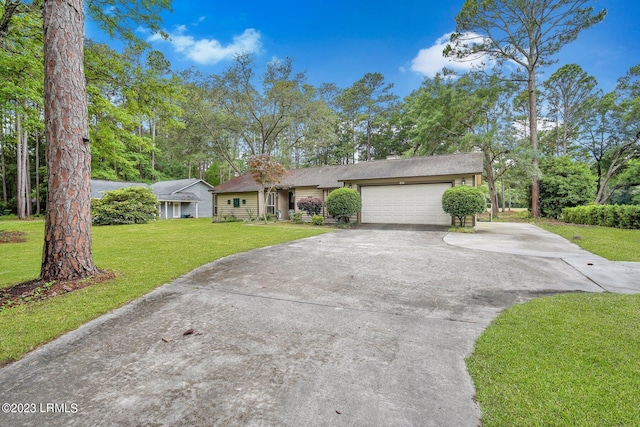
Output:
[
  {"left": 326, "top": 187, "right": 361, "bottom": 223},
  {"left": 247, "top": 154, "right": 287, "bottom": 224},
  {"left": 441, "top": 186, "right": 485, "bottom": 227},
  {"left": 445, "top": 0, "right": 606, "bottom": 217},
  {"left": 405, "top": 70, "right": 519, "bottom": 216},
  {"left": 0, "top": 1, "right": 43, "bottom": 218},
  {"left": 214, "top": 55, "right": 315, "bottom": 160},
  {"left": 538, "top": 156, "right": 596, "bottom": 218},
  {"left": 542, "top": 64, "right": 598, "bottom": 156},
  {"left": 579, "top": 72, "right": 640, "bottom": 205},
  {"left": 338, "top": 73, "right": 398, "bottom": 161}
]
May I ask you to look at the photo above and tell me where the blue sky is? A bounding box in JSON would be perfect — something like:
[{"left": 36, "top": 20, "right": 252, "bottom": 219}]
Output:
[{"left": 88, "top": 0, "right": 640, "bottom": 98}]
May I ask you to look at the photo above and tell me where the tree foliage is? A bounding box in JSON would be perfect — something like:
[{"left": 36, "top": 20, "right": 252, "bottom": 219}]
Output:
[
  {"left": 538, "top": 156, "right": 596, "bottom": 218},
  {"left": 542, "top": 64, "right": 598, "bottom": 156},
  {"left": 446, "top": 0, "right": 606, "bottom": 217},
  {"left": 441, "top": 186, "right": 485, "bottom": 227},
  {"left": 247, "top": 154, "right": 287, "bottom": 223}
]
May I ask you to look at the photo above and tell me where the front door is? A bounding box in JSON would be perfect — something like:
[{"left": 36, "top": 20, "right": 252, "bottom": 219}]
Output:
[{"left": 289, "top": 191, "right": 295, "bottom": 211}]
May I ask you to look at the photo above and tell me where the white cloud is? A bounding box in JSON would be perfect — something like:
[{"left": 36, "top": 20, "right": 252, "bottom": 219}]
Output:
[
  {"left": 148, "top": 27, "right": 262, "bottom": 65},
  {"left": 409, "top": 32, "right": 492, "bottom": 77}
]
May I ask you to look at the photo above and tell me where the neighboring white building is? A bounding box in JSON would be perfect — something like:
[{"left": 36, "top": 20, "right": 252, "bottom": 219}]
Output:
[{"left": 91, "top": 178, "right": 215, "bottom": 219}]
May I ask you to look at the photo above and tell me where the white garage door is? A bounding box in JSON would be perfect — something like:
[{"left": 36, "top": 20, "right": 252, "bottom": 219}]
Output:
[{"left": 361, "top": 183, "right": 452, "bottom": 225}]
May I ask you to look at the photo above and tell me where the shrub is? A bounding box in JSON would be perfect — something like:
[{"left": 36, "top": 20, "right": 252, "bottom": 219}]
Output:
[
  {"left": 297, "top": 197, "right": 324, "bottom": 216},
  {"left": 311, "top": 215, "right": 324, "bottom": 226},
  {"left": 92, "top": 187, "right": 158, "bottom": 225},
  {"left": 245, "top": 208, "right": 257, "bottom": 221},
  {"left": 562, "top": 204, "right": 640, "bottom": 229},
  {"left": 292, "top": 212, "right": 304, "bottom": 224},
  {"left": 326, "top": 188, "right": 361, "bottom": 223},
  {"left": 539, "top": 157, "right": 596, "bottom": 218},
  {"left": 441, "top": 186, "right": 485, "bottom": 227}
]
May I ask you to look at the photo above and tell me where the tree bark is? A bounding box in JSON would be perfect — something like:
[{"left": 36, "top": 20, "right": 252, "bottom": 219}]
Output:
[
  {"left": 528, "top": 67, "right": 540, "bottom": 218},
  {"left": 35, "top": 129, "right": 41, "bottom": 215},
  {"left": 484, "top": 150, "right": 499, "bottom": 217},
  {"left": 41, "top": 0, "right": 98, "bottom": 281},
  {"left": 16, "top": 111, "right": 26, "bottom": 219},
  {"left": 24, "top": 128, "right": 31, "bottom": 217},
  {"left": 0, "top": 131, "right": 6, "bottom": 204}
]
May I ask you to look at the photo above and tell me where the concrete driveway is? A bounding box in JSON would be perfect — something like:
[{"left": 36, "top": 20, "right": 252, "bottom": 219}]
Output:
[{"left": 0, "top": 223, "right": 630, "bottom": 427}]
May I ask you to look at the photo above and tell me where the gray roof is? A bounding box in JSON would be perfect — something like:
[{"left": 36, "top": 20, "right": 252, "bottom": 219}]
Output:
[
  {"left": 91, "top": 178, "right": 213, "bottom": 202},
  {"left": 282, "top": 164, "right": 352, "bottom": 189},
  {"left": 150, "top": 178, "right": 213, "bottom": 195},
  {"left": 213, "top": 153, "right": 483, "bottom": 194},
  {"left": 91, "top": 180, "right": 148, "bottom": 199},
  {"left": 337, "top": 153, "right": 484, "bottom": 181},
  {"left": 154, "top": 192, "right": 201, "bottom": 202}
]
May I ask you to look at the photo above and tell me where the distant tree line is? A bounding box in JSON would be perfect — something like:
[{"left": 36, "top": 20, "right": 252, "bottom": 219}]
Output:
[{"left": 1, "top": 0, "right": 639, "bottom": 222}]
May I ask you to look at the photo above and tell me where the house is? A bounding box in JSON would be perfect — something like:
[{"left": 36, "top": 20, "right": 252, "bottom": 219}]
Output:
[
  {"left": 91, "top": 178, "right": 215, "bottom": 219},
  {"left": 211, "top": 152, "right": 483, "bottom": 226}
]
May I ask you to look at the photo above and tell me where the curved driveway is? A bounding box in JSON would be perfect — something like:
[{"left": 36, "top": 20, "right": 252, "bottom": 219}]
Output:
[{"left": 0, "top": 223, "right": 633, "bottom": 427}]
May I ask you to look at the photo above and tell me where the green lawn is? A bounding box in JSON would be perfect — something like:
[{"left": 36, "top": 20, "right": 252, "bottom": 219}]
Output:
[
  {"left": 469, "top": 220, "right": 640, "bottom": 426},
  {"left": 537, "top": 222, "right": 640, "bottom": 262},
  {"left": 468, "top": 293, "right": 640, "bottom": 427},
  {"left": 0, "top": 219, "right": 329, "bottom": 364}
]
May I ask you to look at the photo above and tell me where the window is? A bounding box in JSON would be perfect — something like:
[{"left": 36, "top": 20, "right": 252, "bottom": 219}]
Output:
[{"left": 266, "top": 192, "right": 276, "bottom": 215}]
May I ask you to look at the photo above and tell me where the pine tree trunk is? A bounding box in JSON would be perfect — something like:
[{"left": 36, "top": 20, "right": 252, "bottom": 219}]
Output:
[
  {"left": 24, "top": 129, "right": 31, "bottom": 217},
  {"left": 35, "top": 129, "right": 40, "bottom": 215},
  {"left": 484, "top": 151, "right": 499, "bottom": 217},
  {"left": 16, "top": 111, "right": 25, "bottom": 219},
  {"left": 528, "top": 67, "right": 540, "bottom": 218},
  {"left": 0, "top": 135, "right": 6, "bottom": 204},
  {"left": 41, "top": 0, "right": 97, "bottom": 282}
]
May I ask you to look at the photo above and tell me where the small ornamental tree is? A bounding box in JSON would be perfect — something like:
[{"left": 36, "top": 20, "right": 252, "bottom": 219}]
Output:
[
  {"left": 297, "top": 197, "right": 324, "bottom": 217},
  {"left": 326, "top": 187, "right": 362, "bottom": 223},
  {"left": 92, "top": 187, "right": 158, "bottom": 225},
  {"left": 247, "top": 155, "right": 287, "bottom": 224},
  {"left": 441, "top": 186, "right": 485, "bottom": 227}
]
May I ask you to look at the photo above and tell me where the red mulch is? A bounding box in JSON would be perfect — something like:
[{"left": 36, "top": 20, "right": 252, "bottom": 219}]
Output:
[
  {"left": 0, "top": 230, "right": 27, "bottom": 244},
  {"left": 0, "top": 270, "right": 116, "bottom": 310}
]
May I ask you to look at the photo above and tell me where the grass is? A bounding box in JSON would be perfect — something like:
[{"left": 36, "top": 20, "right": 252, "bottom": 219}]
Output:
[
  {"left": 469, "top": 218, "right": 640, "bottom": 426},
  {"left": 448, "top": 226, "right": 475, "bottom": 233},
  {"left": 537, "top": 222, "right": 640, "bottom": 262},
  {"left": 468, "top": 293, "right": 640, "bottom": 427},
  {"left": 0, "top": 219, "right": 330, "bottom": 364}
]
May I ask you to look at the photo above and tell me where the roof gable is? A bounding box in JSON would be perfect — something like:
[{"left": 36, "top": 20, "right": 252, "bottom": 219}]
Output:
[{"left": 150, "top": 178, "right": 213, "bottom": 195}]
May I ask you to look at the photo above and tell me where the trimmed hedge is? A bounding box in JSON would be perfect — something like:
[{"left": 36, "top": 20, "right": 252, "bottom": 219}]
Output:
[
  {"left": 442, "top": 186, "right": 485, "bottom": 227},
  {"left": 562, "top": 205, "right": 640, "bottom": 229},
  {"left": 326, "top": 188, "right": 361, "bottom": 223}
]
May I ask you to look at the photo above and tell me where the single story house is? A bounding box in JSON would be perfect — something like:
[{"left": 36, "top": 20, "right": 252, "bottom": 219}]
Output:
[
  {"left": 211, "top": 152, "right": 483, "bottom": 226},
  {"left": 91, "top": 178, "right": 215, "bottom": 219}
]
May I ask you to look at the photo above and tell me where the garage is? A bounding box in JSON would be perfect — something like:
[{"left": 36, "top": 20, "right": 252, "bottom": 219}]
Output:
[{"left": 361, "top": 183, "right": 452, "bottom": 225}]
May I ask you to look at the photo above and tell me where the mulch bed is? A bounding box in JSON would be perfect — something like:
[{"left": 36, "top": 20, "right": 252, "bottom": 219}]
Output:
[
  {"left": 0, "top": 270, "right": 116, "bottom": 311},
  {"left": 0, "top": 230, "right": 27, "bottom": 244}
]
